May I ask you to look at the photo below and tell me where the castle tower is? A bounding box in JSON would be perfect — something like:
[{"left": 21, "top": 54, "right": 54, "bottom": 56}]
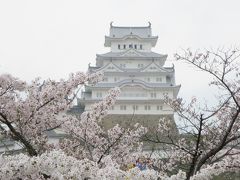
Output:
[{"left": 75, "top": 23, "right": 181, "bottom": 130}]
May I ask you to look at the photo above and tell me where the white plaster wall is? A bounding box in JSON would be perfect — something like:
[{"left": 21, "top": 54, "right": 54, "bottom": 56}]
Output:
[
  {"left": 99, "top": 59, "right": 167, "bottom": 72},
  {"left": 91, "top": 88, "right": 173, "bottom": 100},
  {"left": 106, "top": 60, "right": 154, "bottom": 69},
  {"left": 100, "top": 74, "right": 166, "bottom": 83},
  {"left": 84, "top": 103, "right": 173, "bottom": 115},
  {"left": 114, "top": 60, "right": 146, "bottom": 69}
]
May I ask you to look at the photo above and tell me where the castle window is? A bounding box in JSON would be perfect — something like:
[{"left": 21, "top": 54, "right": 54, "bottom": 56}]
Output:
[
  {"left": 123, "top": 44, "right": 126, "bottom": 49},
  {"left": 114, "top": 77, "right": 120, "bottom": 82},
  {"left": 156, "top": 77, "right": 162, "bottom": 82},
  {"left": 118, "top": 44, "right": 121, "bottom": 49},
  {"left": 134, "top": 44, "right": 137, "bottom": 49},
  {"left": 144, "top": 105, "right": 151, "bottom": 110},
  {"left": 140, "top": 44, "right": 143, "bottom": 49},
  {"left": 157, "top": 105, "right": 163, "bottom": 110},
  {"left": 129, "top": 44, "right": 133, "bottom": 49},
  {"left": 166, "top": 76, "right": 171, "bottom": 83},
  {"left": 132, "top": 105, "right": 138, "bottom": 111},
  {"left": 151, "top": 92, "right": 156, "bottom": 98},
  {"left": 110, "top": 106, "right": 114, "bottom": 110},
  {"left": 120, "top": 105, "right": 127, "bottom": 110},
  {"left": 138, "top": 64, "right": 144, "bottom": 68}
]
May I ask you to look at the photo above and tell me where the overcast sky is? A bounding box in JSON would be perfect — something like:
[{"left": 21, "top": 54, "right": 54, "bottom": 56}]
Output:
[{"left": 0, "top": 0, "right": 240, "bottom": 102}]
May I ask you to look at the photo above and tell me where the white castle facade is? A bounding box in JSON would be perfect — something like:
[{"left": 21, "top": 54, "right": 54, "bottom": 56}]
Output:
[{"left": 74, "top": 23, "right": 180, "bottom": 130}]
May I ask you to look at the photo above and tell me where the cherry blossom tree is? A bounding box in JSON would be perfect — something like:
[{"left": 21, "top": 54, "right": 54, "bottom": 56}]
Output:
[{"left": 143, "top": 48, "right": 240, "bottom": 179}]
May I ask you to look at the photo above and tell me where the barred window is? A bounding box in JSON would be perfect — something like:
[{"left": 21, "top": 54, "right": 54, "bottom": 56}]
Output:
[
  {"left": 151, "top": 93, "right": 156, "bottom": 98},
  {"left": 120, "top": 105, "right": 127, "bottom": 110},
  {"left": 157, "top": 105, "right": 163, "bottom": 110},
  {"left": 156, "top": 77, "right": 162, "bottom": 82},
  {"left": 144, "top": 105, "right": 151, "bottom": 110},
  {"left": 132, "top": 105, "right": 138, "bottom": 111}
]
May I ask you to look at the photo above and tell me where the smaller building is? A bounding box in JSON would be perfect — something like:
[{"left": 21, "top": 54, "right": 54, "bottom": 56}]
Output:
[{"left": 0, "top": 130, "right": 66, "bottom": 154}]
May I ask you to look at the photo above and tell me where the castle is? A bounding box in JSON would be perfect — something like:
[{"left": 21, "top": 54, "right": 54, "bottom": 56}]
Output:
[{"left": 71, "top": 23, "right": 180, "bottom": 131}]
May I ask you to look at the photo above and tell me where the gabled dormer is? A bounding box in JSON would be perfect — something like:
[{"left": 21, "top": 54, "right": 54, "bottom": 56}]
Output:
[
  {"left": 120, "top": 49, "right": 144, "bottom": 57},
  {"left": 142, "top": 61, "right": 173, "bottom": 72},
  {"left": 90, "top": 61, "right": 124, "bottom": 73}
]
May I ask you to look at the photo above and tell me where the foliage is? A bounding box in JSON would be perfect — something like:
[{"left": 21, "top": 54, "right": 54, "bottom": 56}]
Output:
[{"left": 143, "top": 48, "right": 240, "bottom": 179}]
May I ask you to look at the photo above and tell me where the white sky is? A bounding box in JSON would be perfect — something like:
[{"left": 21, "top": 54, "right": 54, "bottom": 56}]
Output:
[{"left": 0, "top": 0, "right": 240, "bottom": 102}]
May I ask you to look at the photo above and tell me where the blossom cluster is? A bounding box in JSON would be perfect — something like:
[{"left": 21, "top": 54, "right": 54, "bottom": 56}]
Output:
[{"left": 60, "top": 88, "right": 147, "bottom": 165}]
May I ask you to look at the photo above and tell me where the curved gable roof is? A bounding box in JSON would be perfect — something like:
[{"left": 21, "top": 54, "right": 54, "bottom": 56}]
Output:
[
  {"left": 109, "top": 24, "right": 152, "bottom": 38},
  {"left": 97, "top": 50, "right": 166, "bottom": 58},
  {"left": 89, "top": 61, "right": 124, "bottom": 73}
]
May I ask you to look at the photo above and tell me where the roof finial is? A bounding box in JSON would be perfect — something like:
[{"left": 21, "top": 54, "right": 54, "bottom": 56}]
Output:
[
  {"left": 148, "top": 22, "right": 151, "bottom": 27},
  {"left": 110, "top": 21, "right": 113, "bottom": 28}
]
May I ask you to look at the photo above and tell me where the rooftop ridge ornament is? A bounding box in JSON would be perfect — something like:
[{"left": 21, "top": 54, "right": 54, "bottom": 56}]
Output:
[
  {"left": 148, "top": 22, "right": 151, "bottom": 27},
  {"left": 109, "top": 22, "right": 151, "bottom": 28}
]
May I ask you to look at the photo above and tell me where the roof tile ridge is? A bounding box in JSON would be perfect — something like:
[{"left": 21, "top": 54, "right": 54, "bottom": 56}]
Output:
[
  {"left": 148, "top": 51, "right": 167, "bottom": 56},
  {"left": 152, "top": 61, "right": 171, "bottom": 72},
  {"left": 90, "top": 61, "right": 121, "bottom": 72},
  {"left": 120, "top": 49, "right": 144, "bottom": 57},
  {"left": 110, "top": 22, "right": 151, "bottom": 28}
]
